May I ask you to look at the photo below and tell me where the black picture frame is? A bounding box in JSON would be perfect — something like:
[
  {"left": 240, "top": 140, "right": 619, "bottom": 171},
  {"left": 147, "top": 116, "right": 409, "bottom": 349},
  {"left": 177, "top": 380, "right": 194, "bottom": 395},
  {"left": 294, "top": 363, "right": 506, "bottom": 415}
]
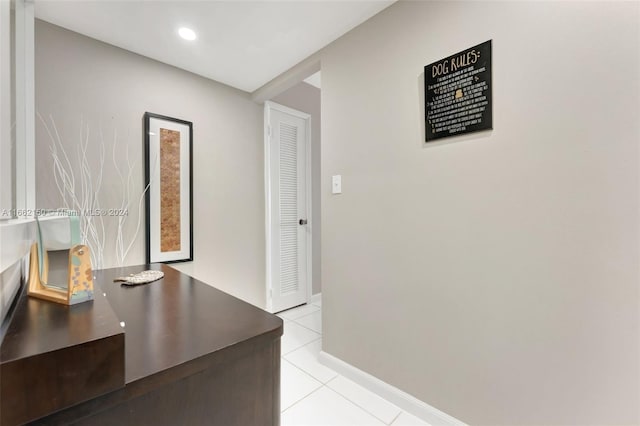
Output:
[
  {"left": 144, "top": 112, "right": 193, "bottom": 264},
  {"left": 424, "top": 40, "right": 493, "bottom": 141}
]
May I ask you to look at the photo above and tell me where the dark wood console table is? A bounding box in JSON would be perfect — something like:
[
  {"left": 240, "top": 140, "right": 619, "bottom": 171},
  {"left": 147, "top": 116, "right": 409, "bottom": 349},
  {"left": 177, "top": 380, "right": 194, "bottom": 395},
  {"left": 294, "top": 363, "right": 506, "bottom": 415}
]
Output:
[{"left": 1, "top": 264, "right": 283, "bottom": 425}]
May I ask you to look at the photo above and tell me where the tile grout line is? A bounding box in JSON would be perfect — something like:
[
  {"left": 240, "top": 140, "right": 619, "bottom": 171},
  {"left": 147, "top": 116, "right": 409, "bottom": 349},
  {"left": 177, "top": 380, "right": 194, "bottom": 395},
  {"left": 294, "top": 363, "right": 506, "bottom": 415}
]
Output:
[
  {"left": 282, "top": 298, "right": 414, "bottom": 425},
  {"left": 280, "top": 358, "right": 324, "bottom": 411},
  {"left": 281, "top": 336, "right": 322, "bottom": 356},
  {"left": 388, "top": 410, "right": 402, "bottom": 425},
  {"left": 283, "top": 322, "right": 339, "bottom": 385},
  {"left": 283, "top": 350, "right": 338, "bottom": 385},
  {"left": 282, "top": 383, "right": 329, "bottom": 414},
  {"left": 281, "top": 381, "right": 329, "bottom": 415},
  {"left": 277, "top": 304, "right": 321, "bottom": 321},
  {"left": 282, "top": 357, "right": 396, "bottom": 425},
  {"left": 280, "top": 301, "right": 327, "bottom": 418},
  {"left": 283, "top": 355, "right": 326, "bottom": 386},
  {"left": 291, "top": 308, "right": 321, "bottom": 321},
  {"left": 290, "top": 317, "right": 322, "bottom": 335},
  {"left": 284, "top": 311, "right": 321, "bottom": 324},
  {"left": 279, "top": 312, "right": 316, "bottom": 322},
  {"left": 283, "top": 312, "right": 322, "bottom": 358},
  {"left": 280, "top": 384, "right": 325, "bottom": 415},
  {"left": 290, "top": 308, "right": 322, "bottom": 333},
  {"left": 322, "top": 384, "right": 390, "bottom": 425},
  {"left": 325, "top": 378, "right": 402, "bottom": 426},
  {"left": 282, "top": 336, "right": 323, "bottom": 361}
]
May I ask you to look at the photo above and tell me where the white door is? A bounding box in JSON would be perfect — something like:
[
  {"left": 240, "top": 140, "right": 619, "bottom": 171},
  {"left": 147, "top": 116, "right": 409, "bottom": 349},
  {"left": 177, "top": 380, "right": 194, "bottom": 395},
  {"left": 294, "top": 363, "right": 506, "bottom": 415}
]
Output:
[{"left": 265, "top": 102, "right": 311, "bottom": 313}]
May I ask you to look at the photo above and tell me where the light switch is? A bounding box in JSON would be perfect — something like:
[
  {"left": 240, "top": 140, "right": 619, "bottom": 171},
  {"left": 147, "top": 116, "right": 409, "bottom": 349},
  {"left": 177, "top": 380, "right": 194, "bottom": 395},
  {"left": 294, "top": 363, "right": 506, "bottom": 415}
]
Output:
[{"left": 332, "top": 175, "right": 342, "bottom": 194}]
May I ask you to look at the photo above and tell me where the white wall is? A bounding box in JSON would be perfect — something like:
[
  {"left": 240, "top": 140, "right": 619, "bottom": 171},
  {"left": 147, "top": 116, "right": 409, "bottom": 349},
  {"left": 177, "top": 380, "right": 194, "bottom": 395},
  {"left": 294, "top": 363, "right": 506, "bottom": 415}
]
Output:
[
  {"left": 35, "top": 21, "right": 267, "bottom": 307},
  {"left": 261, "top": 1, "right": 640, "bottom": 424},
  {"left": 0, "top": 1, "right": 11, "bottom": 216}
]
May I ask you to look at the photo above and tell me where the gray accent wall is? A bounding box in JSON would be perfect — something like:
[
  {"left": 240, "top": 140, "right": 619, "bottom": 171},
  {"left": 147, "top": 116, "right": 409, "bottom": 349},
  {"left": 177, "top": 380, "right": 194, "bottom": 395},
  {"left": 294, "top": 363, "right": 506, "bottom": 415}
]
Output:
[
  {"left": 272, "top": 82, "right": 322, "bottom": 295},
  {"left": 35, "top": 20, "right": 267, "bottom": 307},
  {"left": 268, "top": 1, "right": 638, "bottom": 424}
]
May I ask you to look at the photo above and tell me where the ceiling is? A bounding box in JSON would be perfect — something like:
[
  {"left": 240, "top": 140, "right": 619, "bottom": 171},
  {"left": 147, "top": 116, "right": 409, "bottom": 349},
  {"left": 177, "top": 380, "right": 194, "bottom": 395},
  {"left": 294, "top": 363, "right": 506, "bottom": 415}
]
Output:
[{"left": 35, "top": 1, "right": 394, "bottom": 93}]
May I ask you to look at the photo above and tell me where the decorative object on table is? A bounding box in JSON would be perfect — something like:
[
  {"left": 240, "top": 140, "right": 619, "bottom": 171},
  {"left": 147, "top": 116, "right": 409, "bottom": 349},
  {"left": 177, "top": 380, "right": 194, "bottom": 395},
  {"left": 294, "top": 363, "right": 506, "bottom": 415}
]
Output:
[
  {"left": 113, "top": 270, "right": 165, "bottom": 286},
  {"left": 144, "top": 112, "right": 193, "bottom": 263},
  {"left": 424, "top": 40, "right": 492, "bottom": 142},
  {"left": 28, "top": 210, "right": 95, "bottom": 305}
]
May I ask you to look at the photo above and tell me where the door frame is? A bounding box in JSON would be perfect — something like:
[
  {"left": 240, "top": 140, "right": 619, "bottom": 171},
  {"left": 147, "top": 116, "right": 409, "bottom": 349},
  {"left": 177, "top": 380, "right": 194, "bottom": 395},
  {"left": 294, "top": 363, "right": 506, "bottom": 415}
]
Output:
[{"left": 264, "top": 101, "right": 313, "bottom": 313}]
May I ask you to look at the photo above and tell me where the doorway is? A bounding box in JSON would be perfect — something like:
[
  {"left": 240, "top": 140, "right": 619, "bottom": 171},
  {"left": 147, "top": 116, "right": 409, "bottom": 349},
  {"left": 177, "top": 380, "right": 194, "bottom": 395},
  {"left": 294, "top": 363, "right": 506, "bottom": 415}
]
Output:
[{"left": 265, "top": 101, "right": 312, "bottom": 313}]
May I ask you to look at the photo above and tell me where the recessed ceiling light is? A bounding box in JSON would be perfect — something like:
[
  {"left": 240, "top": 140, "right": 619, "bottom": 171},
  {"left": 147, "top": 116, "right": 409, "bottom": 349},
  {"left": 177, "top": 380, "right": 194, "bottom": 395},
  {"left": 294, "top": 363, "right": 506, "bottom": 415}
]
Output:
[{"left": 178, "top": 27, "right": 197, "bottom": 41}]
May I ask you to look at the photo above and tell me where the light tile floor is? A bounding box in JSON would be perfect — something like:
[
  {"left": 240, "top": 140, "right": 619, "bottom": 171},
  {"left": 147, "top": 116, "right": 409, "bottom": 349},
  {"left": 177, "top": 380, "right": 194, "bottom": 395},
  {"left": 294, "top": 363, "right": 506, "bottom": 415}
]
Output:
[{"left": 278, "top": 299, "right": 429, "bottom": 426}]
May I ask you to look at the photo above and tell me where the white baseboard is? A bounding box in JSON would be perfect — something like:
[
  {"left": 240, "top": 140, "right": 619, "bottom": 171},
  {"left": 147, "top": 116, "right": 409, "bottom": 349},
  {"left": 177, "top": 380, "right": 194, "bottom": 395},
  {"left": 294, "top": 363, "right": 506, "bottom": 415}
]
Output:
[
  {"left": 318, "top": 351, "right": 466, "bottom": 426},
  {"left": 309, "top": 292, "right": 322, "bottom": 304}
]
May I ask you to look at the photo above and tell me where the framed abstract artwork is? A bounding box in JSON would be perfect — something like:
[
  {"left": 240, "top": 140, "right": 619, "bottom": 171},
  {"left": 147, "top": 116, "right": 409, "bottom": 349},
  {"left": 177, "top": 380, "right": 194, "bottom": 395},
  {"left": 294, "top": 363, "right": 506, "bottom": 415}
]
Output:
[{"left": 144, "top": 112, "right": 193, "bottom": 263}]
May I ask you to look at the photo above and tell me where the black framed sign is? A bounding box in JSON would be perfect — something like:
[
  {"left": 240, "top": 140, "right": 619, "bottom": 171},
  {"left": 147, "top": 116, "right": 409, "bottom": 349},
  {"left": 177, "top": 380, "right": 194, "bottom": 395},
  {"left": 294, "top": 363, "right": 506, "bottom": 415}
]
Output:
[
  {"left": 424, "top": 40, "right": 492, "bottom": 141},
  {"left": 144, "top": 112, "right": 193, "bottom": 263}
]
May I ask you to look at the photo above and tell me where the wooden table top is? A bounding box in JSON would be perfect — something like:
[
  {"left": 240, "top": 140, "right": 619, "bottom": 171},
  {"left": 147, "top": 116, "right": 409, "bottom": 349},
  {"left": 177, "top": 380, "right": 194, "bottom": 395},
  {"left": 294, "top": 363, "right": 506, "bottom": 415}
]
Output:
[
  {"left": 0, "top": 280, "right": 123, "bottom": 364},
  {"left": 97, "top": 264, "right": 283, "bottom": 384}
]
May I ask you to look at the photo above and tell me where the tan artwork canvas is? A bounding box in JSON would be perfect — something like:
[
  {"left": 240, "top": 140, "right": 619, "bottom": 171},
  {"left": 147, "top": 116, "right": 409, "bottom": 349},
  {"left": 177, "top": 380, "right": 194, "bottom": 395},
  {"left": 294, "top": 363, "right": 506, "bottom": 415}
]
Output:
[{"left": 159, "top": 128, "right": 181, "bottom": 252}]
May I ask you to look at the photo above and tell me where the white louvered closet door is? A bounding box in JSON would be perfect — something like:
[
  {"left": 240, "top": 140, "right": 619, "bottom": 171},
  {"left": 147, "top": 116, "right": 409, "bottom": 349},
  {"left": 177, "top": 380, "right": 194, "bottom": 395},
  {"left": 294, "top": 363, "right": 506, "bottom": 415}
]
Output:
[{"left": 268, "top": 106, "right": 308, "bottom": 313}]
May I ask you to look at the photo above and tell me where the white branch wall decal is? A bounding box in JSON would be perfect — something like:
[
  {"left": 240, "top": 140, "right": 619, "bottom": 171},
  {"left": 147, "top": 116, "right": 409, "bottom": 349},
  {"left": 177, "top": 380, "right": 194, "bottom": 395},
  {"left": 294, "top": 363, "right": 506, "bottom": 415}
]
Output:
[{"left": 39, "top": 113, "right": 150, "bottom": 269}]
